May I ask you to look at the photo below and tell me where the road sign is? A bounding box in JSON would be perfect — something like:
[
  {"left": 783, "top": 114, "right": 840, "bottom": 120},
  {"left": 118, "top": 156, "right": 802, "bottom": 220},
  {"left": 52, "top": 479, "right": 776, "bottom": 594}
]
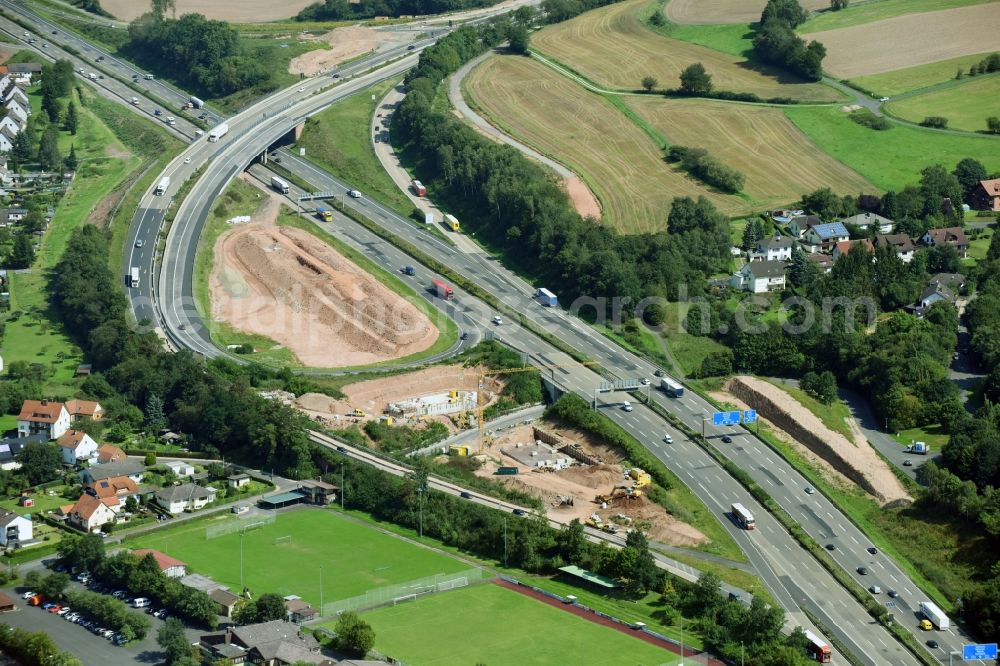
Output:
[
  {"left": 298, "top": 191, "right": 338, "bottom": 202},
  {"left": 743, "top": 409, "right": 757, "bottom": 424},
  {"left": 963, "top": 644, "right": 998, "bottom": 660},
  {"left": 712, "top": 411, "right": 741, "bottom": 426},
  {"left": 598, "top": 380, "right": 640, "bottom": 393}
]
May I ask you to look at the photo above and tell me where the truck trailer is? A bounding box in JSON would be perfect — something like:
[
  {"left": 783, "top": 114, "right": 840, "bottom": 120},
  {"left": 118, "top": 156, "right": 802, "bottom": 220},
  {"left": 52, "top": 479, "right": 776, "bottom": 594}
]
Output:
[
  {"left": 411, "top": 179, "right": 427, "bottom": 197},
  {"left": 431, "top": 279, "right": 453, "bottom": 300},
  {"left": 189, "top": 96, "right": 204, "bottom": 109},
  {"left": 444, "top": 214, "right": 460, "bottom": 232},
  {"left": 660, "top": 377, "right": 684, "bottom": 397},
  {"left": 271, "top": 176, "right": 289, "bottom": 194},
  {"left": 919, "top": 601, "right": 949, "bottom": 630},
  {"left": 207, "top": 122, "right": 229, "bottom": 142},
  {"left": 154, "top": 176, "right": 169, "bottom": 195},
  {"left": 128, "top": 267, "right": 139, "bottom": 288},
  {"left": 536, "top": 288, "right": 558, "bottom": 307}
]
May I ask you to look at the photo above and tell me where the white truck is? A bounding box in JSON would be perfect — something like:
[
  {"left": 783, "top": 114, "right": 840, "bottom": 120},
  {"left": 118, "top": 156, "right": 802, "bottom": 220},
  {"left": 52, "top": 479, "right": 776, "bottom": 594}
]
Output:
[
  {"left": 154, "top": 176, "right": 169, "bottom": 195},
  {"left": 271, "top": 176, "right": 289, "bottom": 194},
  {"left": 130, "top": 96, "right": 139, "bottom": 106},
  {"left": 919, "top": 601, "right": 949, "bottom": 630},
  {"left": 189, "top": 96, "right": 204, "bottom": 109},
  {"left": 905, "top": 441, "right": 930, "bottom": 455},
  {"left": 207, "top": 122, "right": 228, "bottom": 142}
]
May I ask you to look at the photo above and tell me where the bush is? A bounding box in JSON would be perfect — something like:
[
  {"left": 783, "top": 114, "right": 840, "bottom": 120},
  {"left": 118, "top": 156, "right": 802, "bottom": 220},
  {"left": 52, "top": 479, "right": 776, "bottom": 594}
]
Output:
[
  {"left": 848, "top": 108, "right": 891, "bottom": 131},
  {"left": 920, "top": 116, "right": 948, "bottom": 129},
  {"left": 666, "top": 146, "right": 745, "bottom": 193}
]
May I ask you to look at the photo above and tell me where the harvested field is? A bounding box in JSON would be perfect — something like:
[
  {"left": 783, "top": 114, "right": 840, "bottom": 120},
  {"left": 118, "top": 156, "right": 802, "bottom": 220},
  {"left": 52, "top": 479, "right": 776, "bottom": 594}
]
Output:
[
  {"left": 531, "top": 0, "right": 843, "bottom": 102},
  {"left": 209, "top": 219, "right": 437, "bottom": 368},
  {"left": 666, "top": 0, "right": 827, "bottom": 25},
  {"left": 101, "top": 0, "right": 318, "bottom": 22},
  {"left": 628, "top": 96, "right": 875, "bottom": 208},
  {"left": 808, "top": 4, "right": 1000, "bottom": 79},
  {"left": 720, "top": 376, "right": 911, "bottom": 505},
  {"left": 852, "top": 53, "right": 998, "bottom": 96},
  {"left": 886, "top": 75, "right": 1000, "bottom": 133},
  {"left": 289, "top": 26, "right": 397, "bottom": 76},
  {"left": 799, "top": 0, "right": 993, "bottom": 33},
  {"left": 464, "top": 55, "right": 748, "bottom": 229}
]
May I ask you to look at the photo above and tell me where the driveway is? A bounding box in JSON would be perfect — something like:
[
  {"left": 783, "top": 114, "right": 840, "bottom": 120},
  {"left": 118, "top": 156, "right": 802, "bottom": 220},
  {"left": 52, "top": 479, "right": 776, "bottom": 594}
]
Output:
[{"left": 950, "top": 323, "right": 987, "bottom": 410}]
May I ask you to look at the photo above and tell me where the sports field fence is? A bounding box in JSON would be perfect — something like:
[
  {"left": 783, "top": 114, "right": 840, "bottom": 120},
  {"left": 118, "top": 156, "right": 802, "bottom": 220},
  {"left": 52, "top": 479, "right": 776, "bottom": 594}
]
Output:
[
  {"left": 205, "top": 513, "right": 277, "bottom": 539},
  {"left": 321, "top": 567, "right": 490, "bottom": 617}
]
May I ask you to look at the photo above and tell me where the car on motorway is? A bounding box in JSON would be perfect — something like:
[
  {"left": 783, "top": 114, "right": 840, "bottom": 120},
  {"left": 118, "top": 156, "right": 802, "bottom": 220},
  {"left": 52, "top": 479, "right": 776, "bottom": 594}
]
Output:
[
  {"left": 492, "top": 316, "right": 502, "bottom": 325},
  {"left": 721, "top": 435, "right": 733, "bottom": 443},
  {"left": 460, "top": 491, "right": 472, "bottom": 499},
  {"left": 887, "top": 589, "right": 898, "bottom": 598},
  {"left": 903, "top": 460, "right": 913, "bottom": 467},
  {"left": 805, "top": 486, "right": 814, "bottom": 494},
  {"left": 97, "top": 55, "right": 104, "bottom": 61},
  {"left": 664, "top": 434, "right": 673, "bottom": 443},
  {"left": 52, "top": 30, "right": 57, "bottom": 34},
  {"left": 333, "top": 73, "right": 340, "bottom": 78},
  {"left": 336, "top": 445, "right": 346, "bottom": 453},
  {"left": 184, "top": 157, "right": 192, "bottom": 164},
  {"left": 640, "top": 377, "right": 650, "bottom": 385},
  {"left": 407, "top": 44, "right": 416, "bottom": 50},
  {"left": 868, "top": 585, "right": 881, "bottom": 594},
  {"left": 348, "top": 189, "right": 361, "bottom": 198},
  {"left": 297, "top": 87, "right": 305, "bottom": 92},
  {"left": 512, "top": 508, "right": 527, "bottom": 516},
  {"left": 927, "top": 640, "right": 939, "bottom": 649},
  {"left": 867, "top": 546, "right": 878, "bottom": 555},
  {"left": 825, "top": 543, "right": 836, "bottom": 551},
  {"left": 135, "top": 239, "right": 144, "bottom": 248},
  {"left": 857, "top": 566, "right": 868, "bottom": 575},
  {"left": 622, "top": 401, "right": 633, "bottom": 412}
]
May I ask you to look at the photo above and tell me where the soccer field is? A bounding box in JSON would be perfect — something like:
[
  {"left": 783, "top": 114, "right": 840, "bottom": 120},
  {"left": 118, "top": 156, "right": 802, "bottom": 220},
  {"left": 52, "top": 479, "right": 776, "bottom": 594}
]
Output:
[
  {"left": 127, "top": 509, "right": 468, "bottom": 606},
  {"left": 353, "top": 584, "right": 678, "bottom": 666}
]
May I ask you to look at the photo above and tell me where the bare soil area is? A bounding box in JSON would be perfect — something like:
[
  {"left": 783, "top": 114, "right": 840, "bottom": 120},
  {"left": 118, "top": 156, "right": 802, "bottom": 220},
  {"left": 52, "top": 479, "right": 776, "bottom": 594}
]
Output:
[
  {"left": 209, "top": 201, "right": 437, "bottom": 368},
  {"left": 289, "top": 26, "right": 397, "bottom": 76},
  {"left": 101, "top": 0, "right": 319, "bottom": 22},
  {"left": 716, "top": 377, "right": 910, "bottom": 505},
  {"left": 666, "top": 0, "right": 828, "bottom": 25},
  {"left": 478, "top": 423, "right": 708, "bottom": 547},
  {"left": 565, "top": 177, "right": 602, "bottom": 220},
  {"left": 809, "top": 4, "right": 1000, "bottom": 78}
]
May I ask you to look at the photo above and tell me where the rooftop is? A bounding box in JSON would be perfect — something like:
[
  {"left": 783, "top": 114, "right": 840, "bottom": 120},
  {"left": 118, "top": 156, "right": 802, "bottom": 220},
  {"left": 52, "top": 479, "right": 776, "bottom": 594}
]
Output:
[
  {"left": 558, "top": 565, "right": 620, "bottom": 589},
  {"left": 132, "top": 549, "right": 186, "bottom": 572}
]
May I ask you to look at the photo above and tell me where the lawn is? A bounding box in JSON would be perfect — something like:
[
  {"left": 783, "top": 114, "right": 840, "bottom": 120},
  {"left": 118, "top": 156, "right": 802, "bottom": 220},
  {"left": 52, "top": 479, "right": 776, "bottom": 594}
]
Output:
[
  {"left": 892, "top": 424, "right": 950, "bottom": 450},
  {"left": 784, "top": 106, "right": 1000, "bottom": 191},
  {"left": 531, "top": 0, "right": 843, "bottom": 101},
  {"left": 799, "top": 0, "right": 994, "bottom": 33},
  {"left": 660, "top": 303, "right": 729, "bottom": 377},
  {"left": 885, "top": 74, "right": 1000, "bottom": 133},
  {"left": 0, "top": 486, "right": 76, "bottom": 515},
  {"left": 295, "top": 77, "right": 415, "bottom": 218},
  {"left": 126, "top": 509, "right": 470, "bottom": 607},
  {"left": 464, "top": 55, "right": 747, "bottom": 231},
  {"left": 627, "top": 96, "right": 874, "bottom": 209},
  {"left": 353, "top": 583, "right": 680, "bottom": 666},
  {"left": 852, "top": 53, "right": 999, "bottom": 96}
]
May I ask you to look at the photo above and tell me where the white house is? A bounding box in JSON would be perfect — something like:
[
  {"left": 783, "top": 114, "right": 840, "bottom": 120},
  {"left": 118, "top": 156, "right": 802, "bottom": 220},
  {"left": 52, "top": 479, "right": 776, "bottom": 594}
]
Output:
[
  {"left": 155, "top": 483, "right": 217, "bottom": 515},
  {"left": 749, "top": 235, "right": 795, "bottom": 262},
  {"left": 731, "top": 260, "right": 787, "bottom": 293},
  {"left": 921, "top": 227, "right": 970, "bottom": 258},
  {"left": 3, "top": 86, "right": 28, "bottom": 107},
  {"left": 841, "top": 212, "right": 894, "bottom": 234},
  {"left": 164, "top": 460, "right": 195, "bottom": 477},
  {"left": 0, "top": 76, "right": 10, "bottom": 98},
  {"left": 18, "top": 400, "right": 71, "bottom": 440},
  {"left": 57, "top": 430, "right": 99, "bottom": 465},
  {"left": 0, "top": 115, "right": 21, "bottom": 138},
  {"left": 131, "top": 549, "right": 187, "bottom": 578},
  {"left": 0, "top": 130, "right": 12, "bottom": 154},
  {"left": 0, "top": 509, "right": 32, "bottom": 546},
  {"left": 801, "top": 222, "right": 850, "bottom": 253},
  {"left": 3, "top": 99, "right": 27, "bottom": 125},
  {"left": 66, "top": 494, "right": 120, "bottom": 533}
]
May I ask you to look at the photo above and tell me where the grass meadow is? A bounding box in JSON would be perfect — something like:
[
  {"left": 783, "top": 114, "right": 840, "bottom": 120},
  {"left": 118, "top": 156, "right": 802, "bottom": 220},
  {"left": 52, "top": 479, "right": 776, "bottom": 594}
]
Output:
[
  {"left": 886, "top": 75, "right": 1000, "bottom": 133},
  {"left": 852, "top": 54, "right": 999, "bottom": 96},
  {"left": 799, "top": 0, "right": 993, "bottom": 33}
]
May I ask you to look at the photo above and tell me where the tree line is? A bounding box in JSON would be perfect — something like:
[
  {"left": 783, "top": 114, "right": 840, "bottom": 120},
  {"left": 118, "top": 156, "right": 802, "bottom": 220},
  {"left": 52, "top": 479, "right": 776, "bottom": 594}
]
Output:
[
  {"left": 298, "top": 0, "right": 502, "bottom": 21},
  {"left": 752, "top": 0, "right": 825, "bottom": 81},
  {"left": 0, "top": 624, "right": 81, "bottom": 666}
]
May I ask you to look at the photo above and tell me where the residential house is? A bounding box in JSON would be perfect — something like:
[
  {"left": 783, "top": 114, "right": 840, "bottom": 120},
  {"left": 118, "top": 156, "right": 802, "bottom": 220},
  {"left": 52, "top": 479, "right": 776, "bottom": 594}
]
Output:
[
  {"left": 749, "top": 235, "right": 795, "bottom": 262},
  {"left": 832, "top": 239, "right": 873, "bottom": 262},
  {"left": 164, "top": 460, "right": 195, "bottom": 477},
  {"left": 87, "top": 475, "right": 139, "bottom": 501},
  {"left": 0, "top": 75, "right": 9, "bottom": 97},
  {"left": 874, "top": 233, "right": 915, "bottom": 263},
  {"left": 0, "top": 433, "right": 46, "bottom": 470},
  {"left": 17, "top": 400, "right": 71, "bottom": 440},
  {"left": 730, "top": 260, "right": 787, "bottom": 293},
  {"left": 56, "top": 430, "right": 99, "bottom": 465},
  {"left": 3, "top": 99, "right": 27, "bottom": 125},
  {"left": 788, "top": 214, "right": 822, "bottom": 238},
  {"left": 0, "top": 128, "right": 13, "bottom": 154},
  {"left": 805, "top": 253, "right": 834, "bottom": 273},
  {"left": 3, "top": 86, "right": 28, "bottom": 108},
  {"left": 209, "top": 588, "right": 242, "bottom": 618},
  {"left": 67, "top": 493, "right": 120, "bottom": 532},
  {"left": 64, "top": 399, "right": 104, "bottom": 422},
  {"left": 841, "top": 212, "right": 894, "bottom": 234},
  {"left": 284, "top": 597, "right": 319, "bottom": 624},
  {"left": 82, "top": 458, "right": 146, "bottom": 484},
  {"left": 0, "top": 509, "right": 32, "bottom": 546},
  {"left": 921, "top": 227, "right": 969, "bottom": 258},
  {"left": 155, "top": 483, "right": 217, "bottom": 514},
  {"left": 973, "top": 178, "right": 1000, "bottom": 211},
  {"left": 915, "top": 274, "right": 966, "bottom": 316},
  {"left": 199, "top": 620, "right": 332, "bottom": 666},
  {"left": 297, "top": 480, "right": 338, "bottom": 506},
  {"left": 0, "top": 592, "right": 14, "bottom": 612},
  {"left": 131, "top": 549, "right": 187, "bottom": 578},
  {"left": 0, "top": 207, "right": 27, "bottom": 226},
  {"left": 7, "top": 63, "right": 42, "bottom": 76},
  {"left": 96, "top": 444, "right": 126, "bottom": 464},
  {"left": 228, "top": 473, "right": 251, "bottom": 489},
  {"left": 801, "top": 222, "right": 850, "bottom": 253},
  {"left": 0, "top": 116, "right": 21, "bottom": 139}
]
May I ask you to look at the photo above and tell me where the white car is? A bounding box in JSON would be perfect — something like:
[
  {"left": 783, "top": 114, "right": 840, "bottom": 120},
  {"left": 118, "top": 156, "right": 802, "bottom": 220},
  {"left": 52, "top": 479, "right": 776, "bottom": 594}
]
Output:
[
  {"left": 622, "top": 401, "right": 633, "bottom": 412},
  {"left": 664, "top": 434, "right": 673, "bottom": 443},
  {"left": 492, "top": 316, "right": 502, "bottom": 325},
  {"left": 20, "top": 590, "right": 35, "bottom": 599},
  {"left": 640, "top": 377, "right": 650, "bottom": 385},
  {"left": 878, "top": 96, "right": 889, "bottom": 102},
  {"left": 184, "top": 157, "right": 191, "bottom": 164},
  {"left": 348, "top": 189, "right": 361, "bottom": 198},
  {"left": 297, "top": 87, "right": 305, "bottom": 92}
]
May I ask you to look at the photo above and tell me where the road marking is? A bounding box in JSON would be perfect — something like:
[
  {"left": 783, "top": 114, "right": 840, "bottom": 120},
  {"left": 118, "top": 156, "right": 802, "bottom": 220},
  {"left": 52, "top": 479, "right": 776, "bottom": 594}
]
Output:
[{"left": 850, "top": 535, "right": 859, "bottom": 545}]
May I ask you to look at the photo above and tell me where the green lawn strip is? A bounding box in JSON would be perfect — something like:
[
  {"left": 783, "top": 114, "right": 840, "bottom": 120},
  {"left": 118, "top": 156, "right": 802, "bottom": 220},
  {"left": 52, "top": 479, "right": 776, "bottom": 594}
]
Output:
[
  {"left": 784, "top": 106, "right": 1000, "bottom": 191},
  {"left": 642, "top": 0, "right": 754, "bottom": 59},
  {"left": 852, "top": 54, "right": 999, "bottom": 97},
  {"left": 891, "top": 424, "right": 950, "bottom": 450},
  {"left": 966, "top": 228, "right": 994, "bottom": 262},
  {"left": 0, "top": 486, "right": 76, "bottom": 515},
  {"left": 799, "top": 0, "right": 994, "bottom": 33},
  {"left": 295, "top": 77, "right": 415, "bottom": 219},
  {"left": 761, "top": 379, "right": 854, "bottom": 442},
  {"left": 0, "top": 414, "right": 16, "bottom": 433},
  {"left": 353, "top": 584, "right": 682, "bottom": 666},
  {"left": 665, "top": 551, "right": 775, "bottom": 607},
  {"left": 125, "top": 508, "right": 468, "bottom": 607},
  {"left": 594, "top": 324, "right": 672, "bottom": 375},
  {"left": 885, "top": 74, "right": 1000, "bottom": 133},
  {"left": 661, "top": 303, "right": 729, "bottom": 377},
  {"left": 278, "top": 211, "right": 459, "bottom": 364}
]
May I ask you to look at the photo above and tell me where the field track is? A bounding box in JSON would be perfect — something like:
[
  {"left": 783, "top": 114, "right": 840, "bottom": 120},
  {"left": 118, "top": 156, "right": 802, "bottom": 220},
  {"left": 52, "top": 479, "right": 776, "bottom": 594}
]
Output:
[
  {"left": 530, "top": 0, "right": 842, "bottom": 102},
  {"left": 666, "top": 0, "right": 827, "bottom": 25},
  {"left": 809, "top": 4, "right": 1000, "bottom": 78}
]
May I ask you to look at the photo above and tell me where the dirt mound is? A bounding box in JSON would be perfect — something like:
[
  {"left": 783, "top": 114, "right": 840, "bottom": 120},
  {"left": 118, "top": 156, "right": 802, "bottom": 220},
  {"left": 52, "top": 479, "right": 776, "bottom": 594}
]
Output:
[
  {"left": 341, "top": 365, "right": 494, "bottom": 415},
  {"left": 210, "top": 222, "right": 438, "bottom": 368},
  {"left": 289, "top": 26, "right": 396, "bottom": 76},
  {"left": 556, "top": 464, "right": 623, "bottom": 490}
]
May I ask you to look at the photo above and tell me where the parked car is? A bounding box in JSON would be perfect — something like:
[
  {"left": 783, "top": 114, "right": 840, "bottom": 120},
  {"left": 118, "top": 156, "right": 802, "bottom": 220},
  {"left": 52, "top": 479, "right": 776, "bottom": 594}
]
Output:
[
  {"left": 20, "top": 590, "right": 35, "bottom": 599},
  {"left": 48, "top": 604, "right": 63, "bottom": 613},
  {"left": 42, "top": 601, "right": 57, "bottom": 610},
  {"left": 57, "top": 606, "right": 71, "bottom": 615}
]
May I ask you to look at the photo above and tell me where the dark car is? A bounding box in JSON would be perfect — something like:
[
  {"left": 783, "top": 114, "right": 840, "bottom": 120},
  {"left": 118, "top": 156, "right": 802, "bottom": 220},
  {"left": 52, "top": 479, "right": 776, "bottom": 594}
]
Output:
[
  {"left": 460, "top": 491, "right": 472, "bottom": 499},
  {"left": 903, "top": 460, "right": 913, "bottom": 467},
  {"left": 887, "top": 589, "right": 898, "bottom": 598},
  {"left": 927, "top": 640, "right": 939, "bottom": 649},
  {"left": 857, "top": 566, "right": 868, "bottom": 575},
  {"left": 512, "top": 508, "right": 527, "bottom": 516},
  {"left": 654, "top": 369, "right": 665, "bottom": 377},
  {"left": 336, "top": 446, "right": 347, "bottom": 453},
  {"left": 721, "top": 435, "right": 733, "bottom": 444},
  {"left": 407, "top": 44, "right": 416, "bottom": 50},
  {"left": 460, "top": 332, "right": 468, "bottom": 341},
  {"left": 867, "top": 546, "right": 878, "bottom": 555},
  {"left": 825, "top": 543, "right": 836, "bottom": 551}
]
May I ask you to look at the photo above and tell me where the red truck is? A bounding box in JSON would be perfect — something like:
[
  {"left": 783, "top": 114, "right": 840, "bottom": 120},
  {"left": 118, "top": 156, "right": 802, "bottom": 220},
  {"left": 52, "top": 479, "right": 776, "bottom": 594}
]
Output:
[
  {"left": 411, "top": 179, "right": 427, "bottom": 197},
  {"left": 432, "top": 279, "right": 453, "bottom": 300}
]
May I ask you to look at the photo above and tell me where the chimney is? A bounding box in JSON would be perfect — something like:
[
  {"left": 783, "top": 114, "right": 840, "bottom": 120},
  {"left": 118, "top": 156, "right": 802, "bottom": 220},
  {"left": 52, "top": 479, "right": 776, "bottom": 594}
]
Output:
[{"left": 41, "top": 399, "right": 47, "bottom": 406}]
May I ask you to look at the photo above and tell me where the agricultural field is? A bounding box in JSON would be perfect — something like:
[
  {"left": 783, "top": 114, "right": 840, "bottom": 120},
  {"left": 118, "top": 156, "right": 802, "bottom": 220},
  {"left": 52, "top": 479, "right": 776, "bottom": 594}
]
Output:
[
  {"left": 807, "top": 4, "right": 1000, "bottom": 79},
  {"left": 885, "top": 75, "right": 1000, "bottom": 133},
  {"left": 100, "top": 0, "right": 319, "bottom": 22},
  {"left": 464, "top": 55, "right": 748, "bottom": 231},
  {"left": 666, "top": 0, "right": 827, "bottom": 25},
  {"left": 784, "top": 106, "right": 1000, "bottom": 190},
  {"left": 627, "top": 97, "right": 874, "bottom": 209},
  {"left": 852, "top": 54, "right": 998, "bottom": 96},
  {"left": 355, "top": 583, "right": 679, "bottom": 666},
  {"left": 127, "top": 509, "right": 469, "bottom": 607},
  {"left": 798, "top": 0, "right": 994, "bottom": 33},
  {"left": 530, "top": 0, "right": 843, "bottom": 101}
]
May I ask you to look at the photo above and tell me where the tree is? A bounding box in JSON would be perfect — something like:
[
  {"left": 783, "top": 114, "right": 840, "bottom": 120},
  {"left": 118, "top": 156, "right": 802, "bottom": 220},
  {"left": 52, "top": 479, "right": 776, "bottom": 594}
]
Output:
[
  {"left": 158, "top": 618, "right": 192, "bottom": 665},
  {"left": 679, "top": 62, "right": 712, "bottom": 94},
  {"left": 335, "top": 611, "right": 375, "bottom": 657},
  {"left": 10, "top": 130, "right": 33, "bottom": 170},
  {"left": 17, "top": 442, "right": 61, "bottom": 484},
  {"left": 953, "top": 157, "right": 987, "bottom": 204},
  {"left": 741, "top": 218, "right": 763, "bottom": 250},
  {"left": 232, "top": 598, "right": 258, "bottom": 625},
  {"left": 988, "top": 117, "right": 1000, "bottom": 135},
  {"left": 801, "top": 370, "right": 837, "bottom": 404},
  {"left": 64, "top": 144, "right": 78, "bottom": 171},
  {"left": 254, "top": 593, "right": 286, "bottom": 622},
  {"left": 987, "top": 227, "right": 1000, "bottom": 261},
  {"left": 761, "top": 0, "right": 808, "bottom": 27},
  {"left": 145, "top": 392, "right": 167, "bottom": 431},
  {"left": 641, "top": 76, "right": 657, "bottom": 92},
  {"left": 927, "top": 244, "right": 961, "bottom": 274},
  {"left": 24, "top": 569, "right": 43, "bottom": 589},
  {"left": 64, "top": 100, "right": 78, "bottom": 135},
  {"left": 58, "top": 532, "right": 106, "bottom": 572},
  {"left": 7, "top": 233, "right": 36, "bottom": 269},
  {"left": 37, "top": 125, "right": 62, "bottom": 171},
  {"left": 830, "top": 0, "right": 848, "bottom": 9},
  {"left": 507, "top": 25, "right": 530, "bottom": 54},
  {"left": 39, "top": 572, "right": 70, "bottom": 599}
]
